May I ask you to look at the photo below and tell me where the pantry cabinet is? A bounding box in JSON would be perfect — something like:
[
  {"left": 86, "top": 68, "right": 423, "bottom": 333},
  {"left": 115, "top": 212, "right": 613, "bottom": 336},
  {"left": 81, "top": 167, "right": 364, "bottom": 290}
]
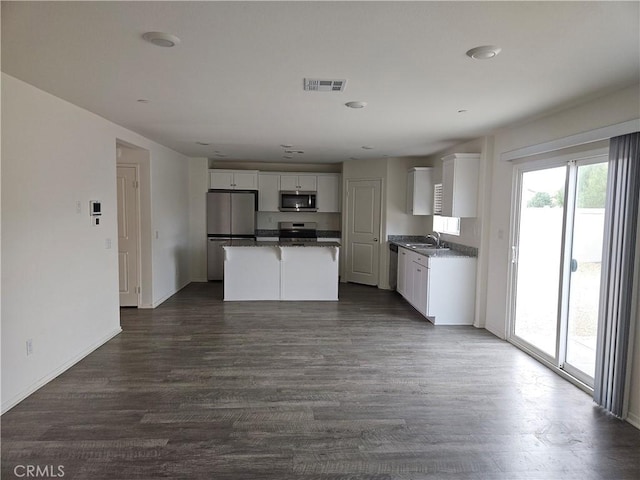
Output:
[{"left": 440, "top": 153, "right": 480, "bottom": 218}]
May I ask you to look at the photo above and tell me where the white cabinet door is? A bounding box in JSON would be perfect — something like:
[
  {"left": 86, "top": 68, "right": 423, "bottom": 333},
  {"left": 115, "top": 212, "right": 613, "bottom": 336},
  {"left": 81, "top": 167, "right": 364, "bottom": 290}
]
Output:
[
  {"left": 426, "top": 256, "right": 476, "bottom": 325},
  {"left": 397, "top": 248, "right": 408, "bottom": 296},
  {"left": 258, "top": 173, "right": 280, "bottom": 211},
  {"left": 407, "top": 167, "right": 433, "bottom": 215},
  {"left": 233, "top": 171, "right": 258, "bottom": 189},
  {"left": 317, "top": 174, "right": 341, "bottom": 212},
  {"left": 280, "top": 175, "right": 298, "bottom": 191},
  {"left": 413, "top": 262, "right": 428, "bottom": 315},
  {"left": 210, "top": 170, "right": 258, "bottom": 190},
  {"left": 298, "top": 174, "right": 317, "bottom": 191},
  {"left": 441, "top": 154, "right": 479, "bottom": 218},
  {"left": 280, "top": 174, "right": 317, "bottom": 191},
  {"left": 210, "top": 170, "right": 234, "bottom": 189}
]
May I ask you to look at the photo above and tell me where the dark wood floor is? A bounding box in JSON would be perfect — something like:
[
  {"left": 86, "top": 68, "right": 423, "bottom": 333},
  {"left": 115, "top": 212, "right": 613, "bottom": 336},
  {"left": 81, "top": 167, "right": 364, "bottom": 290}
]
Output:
[{"left": 3, "top": 282, "right": 640, "bottom": 479}]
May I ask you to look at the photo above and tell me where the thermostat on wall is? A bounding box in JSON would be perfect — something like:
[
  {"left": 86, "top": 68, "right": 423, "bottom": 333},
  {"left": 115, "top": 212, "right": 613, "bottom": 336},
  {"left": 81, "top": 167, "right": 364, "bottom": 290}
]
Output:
[
  {"left": 90, "top": 200, "right": 102, "bottom": 226},
  {"left": 90, "top": 200, "right": 102, "bottom": 216}
]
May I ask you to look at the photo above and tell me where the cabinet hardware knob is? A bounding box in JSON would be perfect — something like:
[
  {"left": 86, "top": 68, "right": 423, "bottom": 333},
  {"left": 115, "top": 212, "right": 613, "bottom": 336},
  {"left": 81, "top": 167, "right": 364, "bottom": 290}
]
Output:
[{"left": 373, "top": 238, "right": 378, "bottom": 242}]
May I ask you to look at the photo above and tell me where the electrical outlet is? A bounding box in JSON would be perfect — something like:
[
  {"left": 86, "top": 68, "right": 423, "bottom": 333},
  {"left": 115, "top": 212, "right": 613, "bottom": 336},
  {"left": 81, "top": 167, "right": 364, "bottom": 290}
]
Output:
[{"left": 26, "top": 339, "right": 33, "bottom": 356}]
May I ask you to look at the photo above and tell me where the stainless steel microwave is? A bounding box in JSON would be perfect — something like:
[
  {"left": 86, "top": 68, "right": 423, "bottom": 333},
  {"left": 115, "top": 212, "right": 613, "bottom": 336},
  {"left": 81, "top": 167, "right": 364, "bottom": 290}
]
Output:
[{"left": 279, "top": 191, "right": 317, "bottom": 212}]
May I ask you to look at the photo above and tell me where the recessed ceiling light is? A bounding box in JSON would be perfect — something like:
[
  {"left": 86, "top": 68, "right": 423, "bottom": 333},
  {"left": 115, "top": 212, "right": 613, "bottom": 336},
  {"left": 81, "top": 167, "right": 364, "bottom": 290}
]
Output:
[
  {"left": 137, "top": 99, "right": 150, "bottom": 103},
  {"left": 142, "top": 32, "right": 181, "bottom": 48},
  {"left": 196, "top": 142, "right": 210, "bottom": 146},
  {"left": 345, "top": 101, "right": 367, "bottom": 109},
  {"left": 361, "top": 146, "right": 374, "bottom": 150},
  {"left": 466, "top": 45, "right": 501, "bottom": 60}
]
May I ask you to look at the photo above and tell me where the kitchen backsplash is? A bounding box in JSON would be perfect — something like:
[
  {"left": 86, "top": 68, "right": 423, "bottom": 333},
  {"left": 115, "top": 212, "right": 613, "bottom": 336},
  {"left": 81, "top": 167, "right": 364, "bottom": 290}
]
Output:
[{"left": 256, "top": 211, "right": 341, "bottom": 230}]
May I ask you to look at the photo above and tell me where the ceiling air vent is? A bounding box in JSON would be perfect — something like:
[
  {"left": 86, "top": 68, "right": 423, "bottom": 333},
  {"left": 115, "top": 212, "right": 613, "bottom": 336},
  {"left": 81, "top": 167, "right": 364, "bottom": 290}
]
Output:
[{"left": 303, "top": 78, "right": 347, "bottom": 92}]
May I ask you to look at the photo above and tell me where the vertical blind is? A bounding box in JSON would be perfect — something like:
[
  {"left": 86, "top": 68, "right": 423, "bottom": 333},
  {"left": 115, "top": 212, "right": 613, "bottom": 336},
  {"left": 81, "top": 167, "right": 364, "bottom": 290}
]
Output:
[{"left": 593, "top": 132, "right": 640, "bottom": 417}]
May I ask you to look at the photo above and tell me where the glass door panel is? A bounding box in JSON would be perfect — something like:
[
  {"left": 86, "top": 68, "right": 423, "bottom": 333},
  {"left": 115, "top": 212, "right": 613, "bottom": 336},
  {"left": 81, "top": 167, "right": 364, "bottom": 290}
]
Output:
[
  {"left": 564, "top": 161, "right": 608, "bottom": 380},
  {"left": 513, "top": 166, "right": 567, "bottom": 357}
]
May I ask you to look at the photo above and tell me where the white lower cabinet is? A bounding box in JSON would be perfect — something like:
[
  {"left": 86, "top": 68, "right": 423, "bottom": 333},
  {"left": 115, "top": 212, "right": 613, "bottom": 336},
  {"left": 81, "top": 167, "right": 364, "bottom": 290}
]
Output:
[{"left": 397, "top": 246, "right": 476, "bottom": 325}]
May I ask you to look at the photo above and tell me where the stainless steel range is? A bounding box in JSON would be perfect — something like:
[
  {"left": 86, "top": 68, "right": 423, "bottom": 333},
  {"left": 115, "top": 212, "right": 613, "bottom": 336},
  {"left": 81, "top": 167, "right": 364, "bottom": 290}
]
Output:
[{"left": 278, "top": 222, "right": 318, "bottom": 244}]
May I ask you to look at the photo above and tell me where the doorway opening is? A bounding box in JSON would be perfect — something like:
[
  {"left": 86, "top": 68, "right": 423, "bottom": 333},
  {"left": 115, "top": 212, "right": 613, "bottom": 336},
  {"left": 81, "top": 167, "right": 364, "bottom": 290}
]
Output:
[{"left": 116, "top": 141, "right": 150, "bottom": 308}]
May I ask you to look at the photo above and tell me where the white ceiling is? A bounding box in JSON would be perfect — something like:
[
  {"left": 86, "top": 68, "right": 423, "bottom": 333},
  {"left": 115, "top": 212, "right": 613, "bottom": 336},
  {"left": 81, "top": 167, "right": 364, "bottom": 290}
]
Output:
[{"left": 2, "top": 1, "right": 639, "bottom": 163}]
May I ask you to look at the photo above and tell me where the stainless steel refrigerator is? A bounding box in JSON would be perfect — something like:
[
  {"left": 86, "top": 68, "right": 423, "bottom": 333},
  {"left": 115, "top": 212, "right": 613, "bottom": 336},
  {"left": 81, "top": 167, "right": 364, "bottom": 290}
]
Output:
[{"left": 207, "top": 190, "right": 257, "bottom": 280}]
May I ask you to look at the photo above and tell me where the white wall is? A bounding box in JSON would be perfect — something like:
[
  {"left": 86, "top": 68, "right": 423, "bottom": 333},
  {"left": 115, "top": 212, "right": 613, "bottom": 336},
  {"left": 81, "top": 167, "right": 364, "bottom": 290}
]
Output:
[
  {"left": 342, "top": 156, "right": 431, "bottom": 290},
  {"left": 474, "top": 84, "right": 640, "bottom": 425},
  {"left": 627, "top": 194, "right": 640, "bottom": 429},
  {"left": 484, "top": 85, "right": 640, "bottom": 339},
  {"left": 189, "top": 157, "right": 208, "bottom": 282},
  {"left": 1, "top": 74, "right": 192, "bottom": 412},
  {"left": 149, "top": 148, "right": 191, "bottom": 305}
]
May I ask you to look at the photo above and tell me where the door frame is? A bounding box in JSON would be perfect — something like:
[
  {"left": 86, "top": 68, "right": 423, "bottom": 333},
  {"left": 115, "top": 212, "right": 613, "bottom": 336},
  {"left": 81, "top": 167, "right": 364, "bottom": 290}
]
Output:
[
  {"left": 506, "top": 146, "right": 609, "bottom": 392},
  {"left": 343, "top": 177, "right": 384, "bottom": 286},
  {"left": 116, "top": 162, "right": 142, "bottom": 307}
]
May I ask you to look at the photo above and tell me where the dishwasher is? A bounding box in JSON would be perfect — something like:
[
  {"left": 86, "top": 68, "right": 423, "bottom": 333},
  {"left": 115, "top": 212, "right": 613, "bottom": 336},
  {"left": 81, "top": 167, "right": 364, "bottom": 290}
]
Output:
[{"left": 389, "top": 243, "right": 398, "bottom": 290}]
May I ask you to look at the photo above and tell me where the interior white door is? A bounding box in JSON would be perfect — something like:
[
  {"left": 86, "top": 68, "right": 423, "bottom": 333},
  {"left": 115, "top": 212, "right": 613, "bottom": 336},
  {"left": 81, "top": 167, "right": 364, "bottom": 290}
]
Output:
[
  {"left": 117, "top": 165, "right": 140, "bottom": 307},
  {"left": 346, "top": 179, "right": 381, "bottom": 286}
]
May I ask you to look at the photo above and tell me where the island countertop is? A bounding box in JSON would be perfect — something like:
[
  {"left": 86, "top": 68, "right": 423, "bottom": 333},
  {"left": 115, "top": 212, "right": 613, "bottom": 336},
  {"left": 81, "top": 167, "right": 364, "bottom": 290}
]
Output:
[{"left": 225, "top": 240, "right": 341, "bottom": 248}]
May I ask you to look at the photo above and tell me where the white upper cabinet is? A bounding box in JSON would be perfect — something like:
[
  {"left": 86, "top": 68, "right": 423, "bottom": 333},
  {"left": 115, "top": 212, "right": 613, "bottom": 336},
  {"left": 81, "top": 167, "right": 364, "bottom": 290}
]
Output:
[
  {"left": 406, "top": 167, "right": 433, "bottom": 215},
  {"left": 440, "top": 153, "right": 480, "bottom": 218},
  {"left": 258, "top": 173, "right": 280, "bottom": 212},
  {"left": 317, "top": 174, "right": 341, "bottom": 213},
  {"left": 280, "top": 174, "right": 317, "bottom": 191},
  {"left": 209, "top": 170, "right": 258, "bottom": 190}
]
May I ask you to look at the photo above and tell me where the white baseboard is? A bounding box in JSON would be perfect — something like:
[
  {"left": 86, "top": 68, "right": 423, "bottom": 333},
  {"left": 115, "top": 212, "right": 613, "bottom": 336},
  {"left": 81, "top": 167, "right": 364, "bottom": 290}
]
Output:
[
  {"left": 151, "top": 280, "right": 191, "bottom": 308},
  {"left": 1, "top": 327, "right": 122, "bottom": 414},
  {"left": 626, "top": 411, "right": 640, "bottom": 430}
]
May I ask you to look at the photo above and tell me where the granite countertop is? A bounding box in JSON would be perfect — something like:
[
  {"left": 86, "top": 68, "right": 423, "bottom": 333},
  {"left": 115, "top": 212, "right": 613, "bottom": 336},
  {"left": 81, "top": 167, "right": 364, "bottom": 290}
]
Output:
[
  {"left": 225, "top": 240, "right": 340, "bottom": 248},
  {"left": 388, "top": 236, "right": 477, "bottom": 258}
]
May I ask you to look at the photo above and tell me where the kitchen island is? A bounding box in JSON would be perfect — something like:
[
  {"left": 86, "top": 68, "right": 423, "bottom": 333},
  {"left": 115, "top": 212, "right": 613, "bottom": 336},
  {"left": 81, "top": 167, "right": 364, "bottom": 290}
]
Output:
[{"left": 223, "top": 241, "right": 340, "bottom": 301}]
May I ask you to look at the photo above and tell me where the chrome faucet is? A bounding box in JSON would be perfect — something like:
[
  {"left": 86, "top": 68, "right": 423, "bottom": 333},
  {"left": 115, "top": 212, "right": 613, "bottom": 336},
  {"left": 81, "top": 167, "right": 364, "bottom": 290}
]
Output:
[{"left": 426, "top": 231, "right": 441, "bottom": 248}]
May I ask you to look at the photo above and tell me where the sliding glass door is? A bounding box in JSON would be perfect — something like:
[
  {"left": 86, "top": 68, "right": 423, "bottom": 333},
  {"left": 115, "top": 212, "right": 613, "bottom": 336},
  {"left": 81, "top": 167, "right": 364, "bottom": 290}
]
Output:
[{"left": 510, "top": 153, "right": 609, "bottom": 387}]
